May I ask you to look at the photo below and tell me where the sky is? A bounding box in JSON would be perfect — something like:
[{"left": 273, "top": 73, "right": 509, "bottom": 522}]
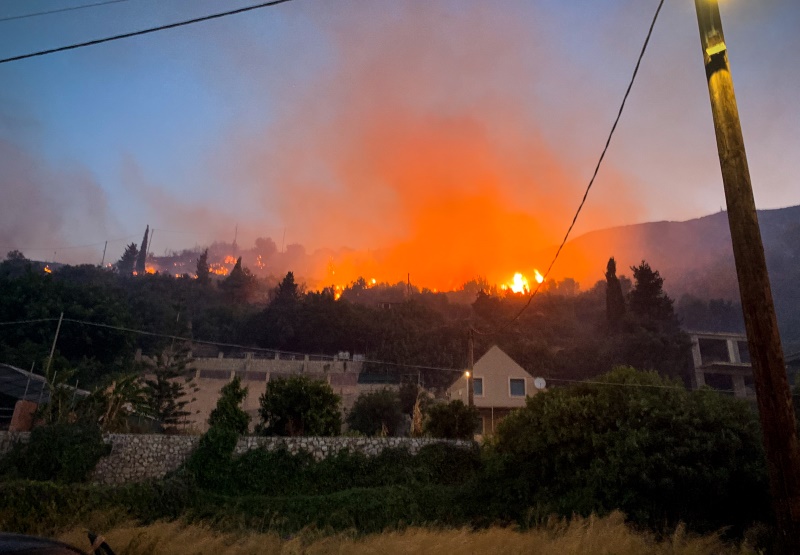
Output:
[{"left": 1, "top": 0, "right": 798, "bottom": 288}]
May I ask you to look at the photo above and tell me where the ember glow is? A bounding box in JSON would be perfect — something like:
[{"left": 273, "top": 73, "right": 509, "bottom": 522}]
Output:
[{"left": 43, "top": 265, "right": 52, "bottom": 274}]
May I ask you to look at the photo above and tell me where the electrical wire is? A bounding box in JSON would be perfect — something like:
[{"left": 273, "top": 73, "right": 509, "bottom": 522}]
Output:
[
  {"left": 0, "top": 0, "right": 295, "bottom": 65},
  {"left": 476, "top": 0, "right": 666, "bottom": 336},
  {"left": 0, "top": 315, "right": 778, "bottom": 397},
  {"left": 59, "top": 317, "right": 468, "bottom": 374},
  {"left": 0, "top": 318, "right": 60, "bottom": 326},
  {"left": 0, "top": 235, "right": 138, "bottom": 252},
  {"left": 0, "top": 0, "right": 129, "bottom": 23}
]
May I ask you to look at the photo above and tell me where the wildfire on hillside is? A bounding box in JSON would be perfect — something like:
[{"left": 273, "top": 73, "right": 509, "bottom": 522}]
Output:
[{"left": 500, "top": 271, "right": 544, "bottom": 294}]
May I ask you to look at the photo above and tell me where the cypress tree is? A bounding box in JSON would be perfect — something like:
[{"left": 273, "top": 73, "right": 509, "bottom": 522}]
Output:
[
  {"left": 135, "top": 225, "right": 149, "bottom": 275},
  {"left": 605, "top": 257, "right": 626, "bottom": 327}
]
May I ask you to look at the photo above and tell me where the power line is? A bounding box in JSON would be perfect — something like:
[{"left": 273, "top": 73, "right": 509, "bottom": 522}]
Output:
[
  {"left": 0, "top": 318, "right": 60, "bottom": 327},
  {"left": 0, "top": 235, "right": 137, "bottom": 252},
  {"left": 479, "top": 0, "right": 666, "bottom": 335},
  {"left": 59, "top": 317, "right": 468, "bottom": 374},
  {"left": 0, "top": 316, "right": 775, "bottom": 395},
  {"left": 0, "top": 0, "right": 130, "bottom": 23},
  {"left": 0, "top": 0, "right": 295, "bottom": 65}
]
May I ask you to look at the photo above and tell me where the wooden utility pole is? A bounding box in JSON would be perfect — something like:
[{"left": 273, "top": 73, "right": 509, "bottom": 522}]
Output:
[
  {"left": 467, "top": 328, "right": 474, "bottom": 408},
  {"left": 45, "top": 312, "right": 64, "bottom": 377},
  {"left": 694, "top": 1, "right": 800, "bottom": 549}
]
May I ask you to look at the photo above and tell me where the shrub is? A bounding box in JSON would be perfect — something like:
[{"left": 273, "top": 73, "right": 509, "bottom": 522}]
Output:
[
  {"left": 208, "top": 376, "right": 250, "bottom": 434},
  {"left": 0, "top": 423, "right": 111, "bottom": 483},
  {"left": 184, "top": 426, "right": 239, "bottom": 490},
  {"left": 487, "top": 366, "right": 770, "bottom": 533},
  {"left": 258, "top": 375, "right": 341, "bottom": 436},
  {"left": 424, "top": 400, "right": 479, "bottom": 440},
  {"left": 346, "top": 389, "right": 404, "bottom": 436}
]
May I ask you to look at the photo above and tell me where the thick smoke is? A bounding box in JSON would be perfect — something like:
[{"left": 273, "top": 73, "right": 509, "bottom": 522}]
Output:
[
  {"left": 212, "top": 2, "right": 642, "bottom": 288},
  {"left": 0, "top": 138, "right": 117, "bottom": 264}
]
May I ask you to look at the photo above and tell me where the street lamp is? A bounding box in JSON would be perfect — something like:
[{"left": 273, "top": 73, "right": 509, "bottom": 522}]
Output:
[{"left": 693, "top": 1, "right": 800, "bottom": 549}]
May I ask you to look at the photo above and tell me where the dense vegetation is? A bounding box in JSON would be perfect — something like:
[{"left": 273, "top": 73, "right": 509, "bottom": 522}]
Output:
[
  {"left": 0, "top": 367, "right": 775, "bottom": 546},
  {"left": 0, "top": 251, "right": 704, "bottom": 393}
]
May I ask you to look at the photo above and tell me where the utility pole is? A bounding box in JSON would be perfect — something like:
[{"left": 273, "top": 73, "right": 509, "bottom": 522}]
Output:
[
  {"left": 694, "top": 1, "right": 800, "bottom": 550},
  {"left": 100, "top": 240, "right": 107, "bottom": 267},
  {"left": 45, "top": 312, "right": 64, "bottom": 377},
  {"left": 467, "top": 328, "right": 474, "bottom": 408}
]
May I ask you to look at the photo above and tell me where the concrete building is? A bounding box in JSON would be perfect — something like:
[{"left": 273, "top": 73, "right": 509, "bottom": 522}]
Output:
[
  {"left": 172, "top": 349, "right": 386, "bottom": 433},
  {"left": 689, "top": 331, "right": 754, "bottom": 399},
  {"left": 447, "top": 345, "right": 545, "bottom": 436}
]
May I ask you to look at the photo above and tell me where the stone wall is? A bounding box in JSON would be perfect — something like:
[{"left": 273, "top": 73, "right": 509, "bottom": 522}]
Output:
[{"left": 0, "top": 431, "right": 472, "bottom": 486}]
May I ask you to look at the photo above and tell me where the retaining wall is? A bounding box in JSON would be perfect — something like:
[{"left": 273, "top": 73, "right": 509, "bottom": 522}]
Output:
[{"left": 0, "top": 431, "right": 472, "bottom": 485}]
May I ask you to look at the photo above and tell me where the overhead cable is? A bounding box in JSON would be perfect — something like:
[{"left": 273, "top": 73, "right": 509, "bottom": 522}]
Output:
[
  {"left": 0, "top": 0, "right": 130, "bottom": 23},
  {"left": 0, "top": 0, "right": 295, "bottom": 65},
  {"left": 478, "top": 0, "right": 666, "bottom": 335}
]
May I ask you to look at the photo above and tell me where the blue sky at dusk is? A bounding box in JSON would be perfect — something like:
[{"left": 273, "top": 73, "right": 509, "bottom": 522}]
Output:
[{"left": 1, "top": 0, "right": 798, "bottom": 284}]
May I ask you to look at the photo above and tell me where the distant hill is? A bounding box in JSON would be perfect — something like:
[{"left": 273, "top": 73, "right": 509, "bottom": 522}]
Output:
[{"left": 553, "top": 205, "right": 800, "bottom": 353}]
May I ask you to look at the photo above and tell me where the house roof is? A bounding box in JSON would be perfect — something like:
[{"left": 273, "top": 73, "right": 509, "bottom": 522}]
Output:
[
  {"left": 447, "top": 345, "right": 538, "bottom": 408},
  {"left": 0, "top": 363, "right": 49, "bottom": 403}
]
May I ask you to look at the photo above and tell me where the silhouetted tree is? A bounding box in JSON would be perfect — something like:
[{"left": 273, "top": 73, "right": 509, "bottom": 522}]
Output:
[
  {"left": 220, "top": 256, "right": 255, "bottom": 303},
  {"left": 116, "top": 243, "right": 139, "bottom": 276},
  {"left": 135, "top": 225, "right": 149, "bottom": 275},
  {"left": 5, "top": 250, "right": 26, "bottom": 261},
  {"left": 196, "top": 249, "right": 210, "bottom": 286},
  {"left": 629, "top": 261, "right": 676, "bottom": 328},
  {"left": 273, "top": 271, "right": 300, "bottom": 306},
  {"left": 605, "top": 257, "right": 626, "bottom": 328}
]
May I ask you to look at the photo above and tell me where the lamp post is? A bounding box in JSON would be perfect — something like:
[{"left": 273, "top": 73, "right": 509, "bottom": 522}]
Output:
[
  {"left": 694, "top": 1, "right": 800, "bottom": 549},
  {"left": 467, "top": 328, "right": 474, "bottom": 408}
]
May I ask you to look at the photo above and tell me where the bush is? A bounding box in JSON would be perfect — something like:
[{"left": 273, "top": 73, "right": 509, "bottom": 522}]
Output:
[
  {"left": 424, "top": 400, "right": 480, "bottom": 440},
  {"left": 208, "top": 376, "right": 250, "bottom": 434},
  {"left": 346, "top": 389, "right": 404, "bottom": 436},
  {"left": 184, "top": 426, "right": 239, "bottom": 490},
  {"left": 258, "top": 375, "right": 341, "bottom": 436},
  {"left": 487, "top": 367, "right": 770, "bottom": 533},
  {"left": 0, "top": 423, "right": 111, "bottom": 483}
]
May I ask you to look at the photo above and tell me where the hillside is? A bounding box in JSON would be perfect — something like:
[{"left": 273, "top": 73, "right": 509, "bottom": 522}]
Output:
[{"left": 555, "top": 205, "right": 800, "bottom": 352}]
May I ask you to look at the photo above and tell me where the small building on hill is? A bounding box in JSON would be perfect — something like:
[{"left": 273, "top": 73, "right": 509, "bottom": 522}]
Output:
[{"left": 447, "top": 345, "right": 545, "bottom": 436}]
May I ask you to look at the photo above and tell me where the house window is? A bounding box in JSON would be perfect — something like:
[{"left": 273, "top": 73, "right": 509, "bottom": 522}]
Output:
[
  {"left": 473, "top": 377, "right": 483, "bottom": 397},
  {"left": 509, "top": 378, "right": 526, "bottom": 397}
]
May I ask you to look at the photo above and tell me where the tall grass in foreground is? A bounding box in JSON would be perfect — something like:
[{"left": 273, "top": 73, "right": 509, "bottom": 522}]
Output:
[{"left": 57, "top": 512, "right": 757, "bottom": 555}]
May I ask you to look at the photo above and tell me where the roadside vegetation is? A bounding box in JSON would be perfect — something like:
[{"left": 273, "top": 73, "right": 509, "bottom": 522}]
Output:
[{"left": 54, "top": 513, "right": 759, "bottom": 555}]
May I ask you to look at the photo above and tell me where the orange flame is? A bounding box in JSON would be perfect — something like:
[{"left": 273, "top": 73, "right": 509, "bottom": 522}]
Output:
[
  {"left": 43, "top": 265, "right": 52, "bottom": 274},
  {"left": 499, "top": 270, "right": 543, "bottom": 294}
]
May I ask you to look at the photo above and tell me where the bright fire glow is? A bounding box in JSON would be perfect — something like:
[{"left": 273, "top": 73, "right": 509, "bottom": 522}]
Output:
[
  {"left": 223, "top": 255, "right": 237, "bottom": 265},
  {"left": 145, "top": 265, "right": 156, "bottom": 274},
  {"left": 43, "top": 265, "right": 52, "bottom": 274},
  {"left": 508, "top": 273, "right": 528, "bottom": 293},
  {"left": 499, "top": 270, "right": 544, "bottom": 294}
]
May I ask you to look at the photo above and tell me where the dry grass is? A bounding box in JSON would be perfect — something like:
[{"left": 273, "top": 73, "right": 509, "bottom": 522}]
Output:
[{"left": 57, "top": 512, "right": 756, "bottom": 555}]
